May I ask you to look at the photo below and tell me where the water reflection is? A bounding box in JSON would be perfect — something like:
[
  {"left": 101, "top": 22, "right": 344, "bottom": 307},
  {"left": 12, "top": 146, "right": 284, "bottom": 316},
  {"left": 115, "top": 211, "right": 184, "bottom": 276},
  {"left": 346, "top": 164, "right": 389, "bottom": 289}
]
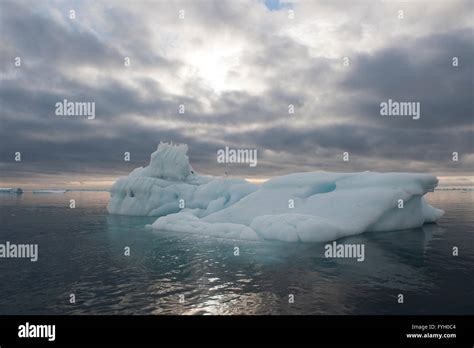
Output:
[
  {"left": 100, "top": 214, "right": 452, "bottom": 314},
  {"left": 0, "top": 191, "right": 471, "bottom": 315}
]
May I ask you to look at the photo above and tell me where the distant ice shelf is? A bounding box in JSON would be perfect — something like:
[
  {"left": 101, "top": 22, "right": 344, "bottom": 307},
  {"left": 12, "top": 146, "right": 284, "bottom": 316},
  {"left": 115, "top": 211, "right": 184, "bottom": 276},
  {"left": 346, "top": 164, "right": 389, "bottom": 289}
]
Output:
[{"left": 107, "top": 143, "right": 444, "bottom": 242}]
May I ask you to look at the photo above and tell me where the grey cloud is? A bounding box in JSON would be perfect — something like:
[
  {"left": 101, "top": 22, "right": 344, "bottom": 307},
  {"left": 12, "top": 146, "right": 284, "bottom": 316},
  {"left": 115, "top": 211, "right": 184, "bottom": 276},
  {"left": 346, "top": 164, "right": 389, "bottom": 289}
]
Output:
[
  {"left": 341, "top": 28, "right": 474, "bottom": 130},
  {"left": 0, "top": 0, "right": 472, "bottom": 186}
]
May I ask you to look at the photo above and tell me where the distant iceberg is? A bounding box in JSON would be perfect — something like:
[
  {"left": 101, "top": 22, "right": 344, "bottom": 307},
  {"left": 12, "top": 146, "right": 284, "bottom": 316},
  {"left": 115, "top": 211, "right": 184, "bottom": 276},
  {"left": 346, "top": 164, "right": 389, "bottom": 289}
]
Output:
[
  {"left": 436, "top": 187, "right": 474, "bottom": 191},
  {"left": 108, "top": 143, "right": 444, "bottom": 242},
  {"left": 0, "top": 188, "right": 23, "bottom": 194},
  {"left": 32, "top": 189, "right": 67, "bottom": 194}
]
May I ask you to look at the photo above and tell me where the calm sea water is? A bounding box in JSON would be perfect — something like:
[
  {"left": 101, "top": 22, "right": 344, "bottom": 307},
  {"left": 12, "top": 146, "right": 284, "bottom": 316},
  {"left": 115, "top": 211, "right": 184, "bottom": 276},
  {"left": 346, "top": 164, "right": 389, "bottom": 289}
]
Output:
[{"left": 0, "top": 190, "right": 472, "bottom": 315}]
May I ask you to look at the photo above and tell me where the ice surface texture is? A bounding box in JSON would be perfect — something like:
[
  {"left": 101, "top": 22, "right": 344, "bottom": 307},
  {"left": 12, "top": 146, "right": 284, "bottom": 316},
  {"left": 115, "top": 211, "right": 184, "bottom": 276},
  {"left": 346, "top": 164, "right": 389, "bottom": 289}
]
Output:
[{"left": 108, "top": 143, "right": 444, "bottom": 242}]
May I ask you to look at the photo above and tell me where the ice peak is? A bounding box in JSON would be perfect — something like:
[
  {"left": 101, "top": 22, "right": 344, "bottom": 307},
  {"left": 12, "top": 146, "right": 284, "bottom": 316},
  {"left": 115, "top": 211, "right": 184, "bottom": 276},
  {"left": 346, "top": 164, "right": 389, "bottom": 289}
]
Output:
[{"left": 131, "top": 142, "right": 193, "bottom": 181}]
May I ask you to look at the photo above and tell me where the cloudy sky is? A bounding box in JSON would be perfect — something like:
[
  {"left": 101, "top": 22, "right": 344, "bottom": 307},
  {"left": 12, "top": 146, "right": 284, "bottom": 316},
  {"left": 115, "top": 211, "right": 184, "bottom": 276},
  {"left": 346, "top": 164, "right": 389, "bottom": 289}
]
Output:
[{"left": 0, "top": 0, "right": 472, "bottom": 188}]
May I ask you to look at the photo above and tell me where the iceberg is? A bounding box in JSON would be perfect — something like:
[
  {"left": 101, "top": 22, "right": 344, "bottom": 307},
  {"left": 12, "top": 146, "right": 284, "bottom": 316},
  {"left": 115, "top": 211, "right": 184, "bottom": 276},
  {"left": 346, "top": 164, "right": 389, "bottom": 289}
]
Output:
[
  {"left": 108, "top": 143, "right": 444, "bottom": 242},
  {"left": 32, "top": 190, "right": 67, "bottom": 194},
  {"left": 0, "top": 188, "right": 23, "bottom": 194},
  {"left": 107, "top": 143, "right": 258, "bottom": 217}
]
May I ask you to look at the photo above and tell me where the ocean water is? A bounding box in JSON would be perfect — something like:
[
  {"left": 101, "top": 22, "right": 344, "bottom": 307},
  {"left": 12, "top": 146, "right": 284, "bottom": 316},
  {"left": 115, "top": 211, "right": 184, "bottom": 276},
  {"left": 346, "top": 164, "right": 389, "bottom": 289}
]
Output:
[{"left": 0, "top": 190, "right": 472, "bottom": 315}]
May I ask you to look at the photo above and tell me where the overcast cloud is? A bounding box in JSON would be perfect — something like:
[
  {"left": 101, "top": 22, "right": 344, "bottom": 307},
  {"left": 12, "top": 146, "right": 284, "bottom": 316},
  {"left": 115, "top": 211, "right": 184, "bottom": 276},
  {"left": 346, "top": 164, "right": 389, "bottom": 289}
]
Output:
[{"left": 0, "top": 0, "right": 472, "bottom": 188}]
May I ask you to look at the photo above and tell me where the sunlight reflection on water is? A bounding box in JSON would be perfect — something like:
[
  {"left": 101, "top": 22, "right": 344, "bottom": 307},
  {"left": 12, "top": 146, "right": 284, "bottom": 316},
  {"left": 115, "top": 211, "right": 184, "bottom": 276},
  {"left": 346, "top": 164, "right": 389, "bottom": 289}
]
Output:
[{"left": 0, "top": 190, "right": 472, "bottom": 314}]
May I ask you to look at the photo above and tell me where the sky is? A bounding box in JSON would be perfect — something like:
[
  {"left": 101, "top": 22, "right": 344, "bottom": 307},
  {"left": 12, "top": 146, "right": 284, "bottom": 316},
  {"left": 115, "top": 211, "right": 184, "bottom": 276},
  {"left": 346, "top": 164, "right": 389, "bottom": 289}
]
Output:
[{"left": 0, "top": 0, "right": 473, "bottom": 189}]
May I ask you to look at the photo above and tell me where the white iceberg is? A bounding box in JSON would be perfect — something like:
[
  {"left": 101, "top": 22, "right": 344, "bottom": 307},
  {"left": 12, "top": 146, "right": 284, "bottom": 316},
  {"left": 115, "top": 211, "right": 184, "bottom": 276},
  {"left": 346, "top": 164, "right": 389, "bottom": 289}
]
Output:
[
  {"left": 108, "top": 143, "right": 444, "bottom": 242},
  {"left": 107, "top": 142, "right": 258, "bottom": 217},
  {"left": 32, "top": 189, "right": 67, "bottom": 194}
]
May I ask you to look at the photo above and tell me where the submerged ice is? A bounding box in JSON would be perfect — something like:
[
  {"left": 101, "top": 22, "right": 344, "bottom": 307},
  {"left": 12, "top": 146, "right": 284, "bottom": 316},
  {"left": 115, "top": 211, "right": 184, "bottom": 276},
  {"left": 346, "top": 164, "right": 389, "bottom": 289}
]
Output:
[{"left": 107, "top": 143, "right": 444, "bottom": 242}]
